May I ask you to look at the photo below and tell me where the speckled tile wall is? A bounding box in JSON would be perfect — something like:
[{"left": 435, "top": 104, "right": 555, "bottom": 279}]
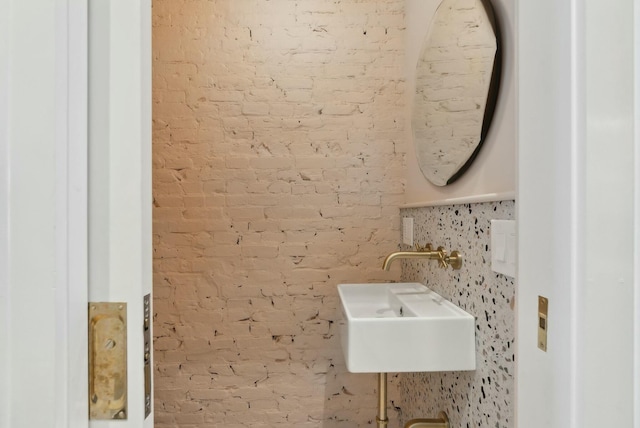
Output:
[{"left": 398, "top": 200, "right": 515, "bottom": 428}]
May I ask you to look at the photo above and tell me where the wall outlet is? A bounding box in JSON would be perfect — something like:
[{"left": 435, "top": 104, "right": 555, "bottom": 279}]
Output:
[{"left": 402, "top": 217, "right": 414, "bottom": 246}]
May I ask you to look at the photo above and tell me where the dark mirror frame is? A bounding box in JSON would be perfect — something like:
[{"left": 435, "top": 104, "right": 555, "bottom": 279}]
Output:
[{"left": 446, "top": 0, "right": 502, "bottom": 185}]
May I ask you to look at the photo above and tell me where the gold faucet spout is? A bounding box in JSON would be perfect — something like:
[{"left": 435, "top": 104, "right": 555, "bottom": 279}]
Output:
[
  {"left": 382, "top": 244, "right": 463, "bottom": 270},
  {"left": 382, "top": 250, "right": 440, "bottom": 271}
]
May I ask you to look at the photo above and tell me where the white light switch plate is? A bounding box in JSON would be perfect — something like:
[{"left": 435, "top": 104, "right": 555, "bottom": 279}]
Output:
[
  {"left": 402, "top": 217, "right": 414, "bottom": 246},
  {"left": 491, "top": 220, "right": 516, "bottom": 277}
]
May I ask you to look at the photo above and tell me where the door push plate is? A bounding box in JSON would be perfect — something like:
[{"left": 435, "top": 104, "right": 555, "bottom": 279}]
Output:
[
  {"left": 89, "top": 302, "right": 128, "bottom": 420},
  {"left": 538, "top": 296, "right": 548, "bottom": 352}
]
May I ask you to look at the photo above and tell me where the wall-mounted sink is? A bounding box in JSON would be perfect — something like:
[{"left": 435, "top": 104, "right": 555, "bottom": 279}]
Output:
[{"left": 338, "top": 282, "right": 476, "bottom": 373}]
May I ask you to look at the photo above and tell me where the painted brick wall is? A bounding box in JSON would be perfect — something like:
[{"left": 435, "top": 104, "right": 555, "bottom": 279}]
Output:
[{"left": 152, "top": 1, "right": 406, "bottom": 426}]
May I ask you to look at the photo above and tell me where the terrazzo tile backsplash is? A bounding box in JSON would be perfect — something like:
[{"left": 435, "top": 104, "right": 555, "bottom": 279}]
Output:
[{"left": 398, "top": 200, "right": 515, "bottom": 428}]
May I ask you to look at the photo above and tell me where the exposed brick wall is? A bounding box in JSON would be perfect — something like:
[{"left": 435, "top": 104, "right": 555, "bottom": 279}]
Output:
[{"left": 152, "top": 1, "right": 406, "bottom": 426}]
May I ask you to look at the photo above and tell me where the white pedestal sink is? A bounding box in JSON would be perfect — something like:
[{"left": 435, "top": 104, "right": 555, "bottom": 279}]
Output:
[{"left": 338, "top": 282, "right": 476, "bottom": 373}]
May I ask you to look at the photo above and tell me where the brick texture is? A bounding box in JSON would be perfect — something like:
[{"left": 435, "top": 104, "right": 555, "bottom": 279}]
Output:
[{"left": 152, "top": 1, "right": 406, "bottom": 426}]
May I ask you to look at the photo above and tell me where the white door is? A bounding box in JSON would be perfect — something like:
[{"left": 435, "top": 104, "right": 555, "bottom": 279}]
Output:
[
  {"left": 517, "top": 0, "right": 638, "bottom": 427},
  {"left": 88, "top": 0, "right": 153, "bottom": 426},
  {"left": 0, "top": 0, "right": 152, "bottom": 427}
]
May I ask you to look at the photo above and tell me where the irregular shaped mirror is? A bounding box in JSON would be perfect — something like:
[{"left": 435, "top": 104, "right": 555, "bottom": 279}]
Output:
[{"left": 412, "top": 0, "right": 501, "bottom": 186}]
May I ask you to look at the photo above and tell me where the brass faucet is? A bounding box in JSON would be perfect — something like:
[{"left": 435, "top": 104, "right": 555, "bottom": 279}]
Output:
[
  {"left": 382, "top": 243, "right": 462, "bottom": 271},
  {"left": 404, "top": 412, "right": 450, "bottom": 428}
]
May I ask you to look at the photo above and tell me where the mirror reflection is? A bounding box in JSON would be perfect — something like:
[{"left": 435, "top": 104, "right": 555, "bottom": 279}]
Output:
[{"left": 412, "top": 0, "right": 501, "bottom": 186}]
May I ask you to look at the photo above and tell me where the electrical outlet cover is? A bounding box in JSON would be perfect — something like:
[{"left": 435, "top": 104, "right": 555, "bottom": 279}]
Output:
[{"left": 402, "top": 217, "right": 414, "bottom": 246}]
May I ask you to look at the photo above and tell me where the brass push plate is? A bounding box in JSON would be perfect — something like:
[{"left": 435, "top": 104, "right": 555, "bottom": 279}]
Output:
[
  {"left": 89, "top": 302, "right": 128, "bottom": 420},
  {"left": 538, "top": 296, "right": 548, "bottom": 352}
]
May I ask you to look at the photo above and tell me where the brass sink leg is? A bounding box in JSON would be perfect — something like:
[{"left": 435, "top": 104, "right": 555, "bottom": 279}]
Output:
[
  {"left": 405, "top": 411, "right": 449, "bottom": 428},
  {"left": 376, "top": 373, "right": 388, "bottom": 427},
  {"left": 374, "top": 374, "right": 449, "bottom": 428}
]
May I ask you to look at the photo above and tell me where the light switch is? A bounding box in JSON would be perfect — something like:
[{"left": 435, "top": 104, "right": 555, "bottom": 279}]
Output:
[
  {"left": 506, "top": 233, "right": 516, "bottom": 264},
  {"left": 491, "top": 220, "right": 516, "bottom": 277},
  {"left": 494, "top": 232, "right": 506, "bottom": 261}
]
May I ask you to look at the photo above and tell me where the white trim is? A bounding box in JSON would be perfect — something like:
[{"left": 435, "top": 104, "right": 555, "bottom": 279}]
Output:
[
  {"left": 400, "top": 191, "right": 516, "bottom": 208},
  {"left": 516, "top": 0, "right": 579, "bottom": 426},
  {"left": 568, "top": 1, "right": 584, "bottom": 426},
  {"left": 8, "top": 2, "right": 59, "bottom": 425},
  {"left": 0, "top": 0, "right": 11, "bottom": 425},
  {"left": 54, "top": 0, "right": 71, "bottom": 424},
  {"left": 54, "top": 1, "right": 88, "bottom": 426},
  {"left": 87, "top": 1, "right": 153, "bottom": 424},
  {"left": 0, "top": 1, "right": 88, "bottom": 426},
  {"left": 580, "top": 0, "right": 635, "bottom": 425},
  {"left": 635, "top": 0, "right": 640, "bottom": 424},
  {"left": 63, "top": 0, "right": 88, "bottom": 426},
  {"left": 513, "top": 0, "right": 519, "bottom": 424}
]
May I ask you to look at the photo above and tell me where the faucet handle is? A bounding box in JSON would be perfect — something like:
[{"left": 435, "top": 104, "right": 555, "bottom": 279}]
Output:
[
  {"left": 415, "top": 243, "right": 433, "bottom": 252},
  {"left": 445, "top": 251, "right": 463, "bottom": 270},
  {"left": 436, "top": 246, "right": 448, "bottom": 268}
]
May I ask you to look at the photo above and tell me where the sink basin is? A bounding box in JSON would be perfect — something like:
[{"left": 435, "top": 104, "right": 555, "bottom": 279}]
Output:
[{"left": 338, "top": 282, "right": 476, "bottom": 373}]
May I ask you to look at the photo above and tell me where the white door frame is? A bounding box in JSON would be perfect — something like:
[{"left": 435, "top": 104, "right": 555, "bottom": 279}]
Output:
[
  {"left": 634, "top": 2, "right": 640, "bottom": 423},
  {"left": 57, "top": 0, "right": 89, "bottom": 426},
  {"left": 0, "top": 0, "right": 11, "bottom": 425},
  {"left": 0, "top": 0, "right": 88, "bottom": 427},
  {"left": 2, "top": 0, "right": 637, "bottom": 427},
  {"left": 517, "top": 0, "right": 638, "bottom": 427},
  {"left": 88, "top": 0, "right": 153, "bottom": 425},
  {"left": 0, "top": 0, "right": 152, "bottom": 427},
  {"left": 633, "top": 0, "right": 640, "bottom": 422}
]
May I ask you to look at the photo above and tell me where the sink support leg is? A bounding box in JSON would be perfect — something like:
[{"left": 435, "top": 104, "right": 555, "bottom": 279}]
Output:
[{"left": 376, "top": 373, "right": 388, "bottom": 428}]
